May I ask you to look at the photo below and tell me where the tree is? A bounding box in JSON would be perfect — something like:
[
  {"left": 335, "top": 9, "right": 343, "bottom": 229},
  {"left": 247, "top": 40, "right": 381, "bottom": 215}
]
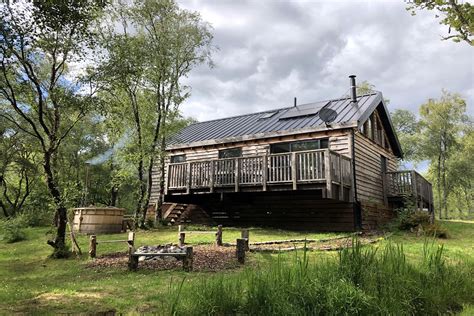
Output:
[
  {"left": 0, "top": 1, "right": 104, "bottom": 256},
  {"left": 94, "top": 0, "right": 213, "bottom": 226},
  {"left": 418, "top": 91, "right": 468, "bottom": 219},
  {"left": 390, "top": 109, "right": 420, "bottom": 162},
  {"left": 407, "top": 0, "right": 474, "bottom": 45}
]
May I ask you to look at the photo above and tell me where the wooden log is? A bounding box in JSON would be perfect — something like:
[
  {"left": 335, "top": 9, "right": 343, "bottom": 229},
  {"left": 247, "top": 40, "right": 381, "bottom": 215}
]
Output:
[
  {"left": 183, "top": 247, "right": 194, "bottom": 272},
  {"left": 236, "top": 238, "right": 246, "bottom": 264},
  {"left": 241, "top": 229, "right": 249, "bottom": 251},
  {"left": 89, "top": 235, "right": 97, "bottom": 259},
  {"left": 179, "top": 232, "right": 186, "bottom": 247},
  {"left": 216, "top": 225, "right": 223, "bottom": 246}
]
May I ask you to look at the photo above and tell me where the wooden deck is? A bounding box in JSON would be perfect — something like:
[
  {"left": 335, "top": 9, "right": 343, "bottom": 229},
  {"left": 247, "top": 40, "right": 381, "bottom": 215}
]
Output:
[
  {"left": 166, "top": 149, "right": 353, "bottom": 201},
  {"left": 386, "top": 170, "right": 434, "bottom": 212}
]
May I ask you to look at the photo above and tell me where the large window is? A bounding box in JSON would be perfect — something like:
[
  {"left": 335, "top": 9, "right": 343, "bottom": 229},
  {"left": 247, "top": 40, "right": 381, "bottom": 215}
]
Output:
[
  {"left": 270, "top": 139, "right": 328, "bottom": 154},
  {"left": 218, "top": 147, "right": 242, "bottom": 159},
  {"left": 170, "top": 154, "right": 186, "bottom": 163}
]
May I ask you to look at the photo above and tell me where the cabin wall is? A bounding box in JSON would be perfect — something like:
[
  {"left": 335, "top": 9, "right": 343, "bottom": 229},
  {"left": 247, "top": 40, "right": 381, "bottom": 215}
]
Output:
[
  {"left": 150, "top": 129, "right": 352, "bottom": 203},
  {"left": 354, "top": 130, "right": 398, "bottom": 228}
]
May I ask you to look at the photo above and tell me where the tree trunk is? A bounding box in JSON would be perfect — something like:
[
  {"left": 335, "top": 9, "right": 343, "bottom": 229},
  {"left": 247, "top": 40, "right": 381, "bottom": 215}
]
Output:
[
  {"left": 437, "top": 153, "right": 442, "bottom": 219},
  {"left": 441, "top": 153, "right": 448, "bottom": 219},
  {"left": 44, "top": 151, "right": 68, "bottom": 258}
]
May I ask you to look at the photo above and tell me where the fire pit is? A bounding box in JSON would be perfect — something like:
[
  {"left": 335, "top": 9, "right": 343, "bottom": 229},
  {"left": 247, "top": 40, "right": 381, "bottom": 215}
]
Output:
[
  {"left": 129, "top": 244, "right": 193, "bottom": 271},
  {"left": 135, "top": 244, "right": 186, "bottom": 262}
]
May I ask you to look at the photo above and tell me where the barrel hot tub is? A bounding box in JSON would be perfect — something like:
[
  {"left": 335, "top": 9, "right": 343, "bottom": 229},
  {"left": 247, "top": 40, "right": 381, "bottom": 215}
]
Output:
[{"left": 72, "top": 207, "right": 125, "bottom": 234}]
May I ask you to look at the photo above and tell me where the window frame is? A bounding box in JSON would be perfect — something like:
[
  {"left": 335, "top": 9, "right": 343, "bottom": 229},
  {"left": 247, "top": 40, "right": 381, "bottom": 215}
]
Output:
[
  {"left": 218, "top": 147, "right": 242, "bottom": 159},
  {"left": 269, "top": 138, "right": 329, "bottom": 154},
  {"left": 170, "top": 154, "right": 186, "bottom": 164}
]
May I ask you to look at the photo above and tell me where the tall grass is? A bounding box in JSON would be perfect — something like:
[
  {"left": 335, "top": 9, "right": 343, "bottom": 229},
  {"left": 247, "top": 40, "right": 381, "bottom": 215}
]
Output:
[{"left": 166, "top": 240, "right": 474, "bottom": 315}]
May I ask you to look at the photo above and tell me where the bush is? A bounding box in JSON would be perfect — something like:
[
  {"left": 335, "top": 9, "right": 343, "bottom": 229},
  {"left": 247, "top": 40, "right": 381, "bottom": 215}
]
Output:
[
  {"left": 0, "top": 218, "right": 26, "bottom": 243},
  {"left": 398, "top": 210, "right": 431, "bottom": 230},
  {"left": 423, "top": 223, "right": 449, "bottom": 239}
]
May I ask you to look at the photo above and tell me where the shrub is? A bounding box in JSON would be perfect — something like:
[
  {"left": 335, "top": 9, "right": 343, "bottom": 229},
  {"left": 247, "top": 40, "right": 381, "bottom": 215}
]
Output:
[
  {"left": 423, "top": 223, "right": 449, "bottom": 239},
  {"left": 0, "top": 218, "right": 26, "bottom": 243},
  {"left": 398, "top": 210, "right": 431, "bottom": 230}
]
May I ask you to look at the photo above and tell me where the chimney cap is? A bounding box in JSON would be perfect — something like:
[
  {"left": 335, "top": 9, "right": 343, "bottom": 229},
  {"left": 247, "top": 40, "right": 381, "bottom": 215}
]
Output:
[{"left": 349, "top": 74, "right": 356, "bottom": 78}]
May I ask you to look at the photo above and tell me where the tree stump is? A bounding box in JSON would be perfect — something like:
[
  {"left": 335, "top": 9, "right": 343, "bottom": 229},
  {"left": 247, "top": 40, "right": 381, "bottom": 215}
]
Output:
[
  {"left": 183, "top": 247, "right": 193, "bottom": 272},
  {"left": 216, "top": 225, "right": 223, "bottom": 246},
  {"left": 179, "top": 232, "right": 186, "bottom": 247},
  {"left": 236, "top": 238, "right": 246, "bottom": 264},
  {"left": 89, "top": 235, "right": 97, "bottom": 258}
]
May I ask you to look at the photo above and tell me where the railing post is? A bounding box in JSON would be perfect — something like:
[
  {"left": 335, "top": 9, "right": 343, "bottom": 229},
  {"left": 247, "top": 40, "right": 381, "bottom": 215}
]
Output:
[
  {"left": 338, "top": 155, "right": 344, "bottom": 201},
  {"left": 186, "top": 162, "right": 191, "bottom": 194},
  {"left": 234, "top": 158, "right": 240, "bottom": 192},
  {"left": 209, "top": 161, "right": 215, "bottom": 193},
  {"left": 411, "top": 170, "right": 417, "bottom": 209},
  {"left": 262, "top": 155, "right": 267, "bottom": 191},
  {"left": 324, "top": 150, "right": 332, "bottom": 199},
  {"left": 291, "top": 152, "right": 297, "bottom": 190},
  {"left": 164, "top": 164, "right": 170, "bottom": 195}
]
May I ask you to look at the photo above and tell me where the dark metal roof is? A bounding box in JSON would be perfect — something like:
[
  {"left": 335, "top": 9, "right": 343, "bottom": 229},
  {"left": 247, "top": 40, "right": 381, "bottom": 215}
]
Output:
[{"left": 169, "top": 92, "right": 403, "bottom": 157}]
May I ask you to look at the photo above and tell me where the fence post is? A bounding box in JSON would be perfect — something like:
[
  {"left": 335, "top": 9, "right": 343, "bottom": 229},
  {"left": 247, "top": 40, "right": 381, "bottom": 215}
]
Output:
[
  {"left": 241, "top": 229, "right": 249, "bottom": 251},
  {"left": 179, "top": 232, "right": 186, "bottom": 247},
  {"left": 183, "top": 247, "right": 194, "bottom": 272},
  {"left": 89, "top": 235, "right": 97, "bottom": 259},
  {"left": 216, "top": 225, "right": 223, "bottom": 246},
  {"left": 127, "top": 232, "right": 135, "bottom": 257},
  {"left": 128, "top": 253, "right": 138, "bottom": 271},
  {"left": 324, "top": 150, "right": 332, "bottom": 198},
  {"left": 236, "top": 238, "right": 246, "bottom": 264}
]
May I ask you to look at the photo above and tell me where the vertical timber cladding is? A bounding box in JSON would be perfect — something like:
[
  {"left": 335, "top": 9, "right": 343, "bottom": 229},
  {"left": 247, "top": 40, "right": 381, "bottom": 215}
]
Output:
[
  {"left": 151, "top": 128, "right": 353, "bottom": 203},
  {"left": 354, "top": 131, "right": 398, "bottom": 228}
]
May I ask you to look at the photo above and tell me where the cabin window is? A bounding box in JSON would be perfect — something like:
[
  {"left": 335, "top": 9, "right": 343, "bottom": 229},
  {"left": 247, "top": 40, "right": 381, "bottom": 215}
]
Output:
[
  {"left": 270, "top": 139, "right": 328, "bottom": 154},
  {"left": 170, "top": 154, "right": 186, "bottom": 163},
  {"left": 218, "top": 147, "right": 242, "bottom": 159}
]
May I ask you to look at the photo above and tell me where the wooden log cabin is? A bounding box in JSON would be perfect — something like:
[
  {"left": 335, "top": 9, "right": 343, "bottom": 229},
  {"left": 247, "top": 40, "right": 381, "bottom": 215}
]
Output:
[{"left": 150, "top": 76, "right": 434, "bottom": 231}]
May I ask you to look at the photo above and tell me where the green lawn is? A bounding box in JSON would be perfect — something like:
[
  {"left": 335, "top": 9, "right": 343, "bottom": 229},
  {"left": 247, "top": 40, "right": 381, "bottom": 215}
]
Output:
[{"left": 0, "top": 221, "right": 472, "bottom": 314}]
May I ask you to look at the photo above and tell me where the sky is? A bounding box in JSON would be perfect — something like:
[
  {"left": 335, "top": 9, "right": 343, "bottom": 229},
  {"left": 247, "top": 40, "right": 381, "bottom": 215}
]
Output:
[{"left": 176, "top": 0, "right": 473, "bottom": 122}]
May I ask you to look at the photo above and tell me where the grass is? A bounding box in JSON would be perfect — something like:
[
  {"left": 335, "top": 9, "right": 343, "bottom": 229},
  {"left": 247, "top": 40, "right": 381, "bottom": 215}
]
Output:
[{"left": 0, "top": 221, "right": 473, "bottom": 314}]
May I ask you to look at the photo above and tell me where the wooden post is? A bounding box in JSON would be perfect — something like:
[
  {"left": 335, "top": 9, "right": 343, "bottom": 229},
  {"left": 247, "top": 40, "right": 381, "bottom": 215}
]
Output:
[
  {"left": 324, "top": 150, "right": 332, "bottom": 199},
  {"left": 89, "top": 235, "right": 97, "bottom": 259},
  {"left": 236, "top": 239, "right": 246, "bottom": 264},
  {"left": 234, "top": 158, "right": 240, "bottom": 192},
  {"left": 209, "top": 161, "right": 215, "bottom": 193},
  {"left": 241, "top": 229, "right": 249, "bottom": 251},
  {"left": 216, "top": 225, "right": 223, "bottom": 246},
  {"left": 338, "top": 155, "right": 344, "bottom": 201},
  {"left": 183, "top": 247, "right": 194, "bottom": 272},
  {"left": 128, "top": 254, "right": 138, "bottom": 271},
  {"left": 178, "top": 224, "right": 183, "bottom": 233},
  {"left": 179, "top": 232, "right": 186, "bottom": 247},
  {"left": 291, "top": 152, "right": 297, "bottom": 190},
  {"left": 127, "top": 232, "right": 135, "bottom": 257},
  {"left": 186, "top": 162, "right": 191, "bottom": 194},
  {"left": 411, "top": 170, "right": 417, "bottom": 210},
  {"left": 262, "top": 155, "right": 267, "bottom": 191},
  {"left": 164, "top": 164, "right": 170, "bottom": 195}
]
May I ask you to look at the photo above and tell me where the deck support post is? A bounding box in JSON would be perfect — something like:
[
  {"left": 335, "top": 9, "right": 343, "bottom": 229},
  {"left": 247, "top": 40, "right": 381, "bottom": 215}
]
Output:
[
  {"left": 411, "top": 170, "right": 417, "bottom": 210},
  {"left": 339, "top": 155, "right": 344, "bottom": 201},
  {"left": 291, "top": 152, "right": 297, "bottom": 190},
  {"left": 324, "top": 150, "right": 332, "bottom": 199},
  {"left": 234, "top": 158, "right": 240, "bottom": 192},
  {"left": 262, "top": 155, "right": 267, "bottom": 191},
  {"left": 186, "top": 162, "right": 191, "bottom": 194},
  {"left": 209, "top": 161, "right": 215, "bottom": 193}
]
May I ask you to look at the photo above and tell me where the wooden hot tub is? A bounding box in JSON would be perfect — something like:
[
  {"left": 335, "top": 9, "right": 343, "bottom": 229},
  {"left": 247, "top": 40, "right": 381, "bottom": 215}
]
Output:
[{"left": 72, "top": 207, "right": 125, "bottom": 234}]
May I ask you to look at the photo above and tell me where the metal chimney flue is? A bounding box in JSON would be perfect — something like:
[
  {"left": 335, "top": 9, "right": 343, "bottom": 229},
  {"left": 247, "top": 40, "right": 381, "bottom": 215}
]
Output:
[{"left": 349, "top": 75, "right": 357, "bottom": 103}]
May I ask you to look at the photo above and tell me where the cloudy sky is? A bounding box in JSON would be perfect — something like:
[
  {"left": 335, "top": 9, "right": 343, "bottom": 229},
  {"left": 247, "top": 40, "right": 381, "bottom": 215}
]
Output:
[{"left": 177, "top": 0, "right": 473, "bottom": 122}]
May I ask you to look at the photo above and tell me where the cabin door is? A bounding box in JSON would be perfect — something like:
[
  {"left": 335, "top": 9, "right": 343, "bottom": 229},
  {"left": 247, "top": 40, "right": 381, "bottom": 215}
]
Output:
[{"left": 380, "top": 156, "right": 388, "bottom": 205}]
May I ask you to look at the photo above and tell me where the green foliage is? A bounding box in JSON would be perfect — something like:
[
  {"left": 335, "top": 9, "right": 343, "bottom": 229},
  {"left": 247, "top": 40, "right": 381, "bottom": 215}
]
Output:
[
  {"left": 397, "top": 210, "right": 432, "bottom": 230},
  {"left": 0, "top": 218, "right": 26, "bottom": 243},
  {"left": 391, "top": 109, "right": 420, "bottom": 162},
  {"left": 407, "top": 0, "right": 474, "bottom": 45},
  {"left": 168, "top": 241, "right": 473, "bottom": 315}
]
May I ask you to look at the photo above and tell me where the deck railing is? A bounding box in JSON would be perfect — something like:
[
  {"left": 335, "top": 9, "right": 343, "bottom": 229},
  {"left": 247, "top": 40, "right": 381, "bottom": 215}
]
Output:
[
  {"left": 167, "top": 149, "right": 352, "bottom": 198},
  {"left": 386, "top": 170, "right": 432, "bottom": 204}
]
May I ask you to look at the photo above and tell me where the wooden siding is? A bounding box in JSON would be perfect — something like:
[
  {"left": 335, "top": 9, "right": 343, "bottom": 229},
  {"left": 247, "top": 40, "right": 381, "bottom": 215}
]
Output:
[
  {"left": 150, "top": 129, "right": 351, "bottom": 203},
  {"left": 354, "top": 131, "right": 398, "bottom": 204}
]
